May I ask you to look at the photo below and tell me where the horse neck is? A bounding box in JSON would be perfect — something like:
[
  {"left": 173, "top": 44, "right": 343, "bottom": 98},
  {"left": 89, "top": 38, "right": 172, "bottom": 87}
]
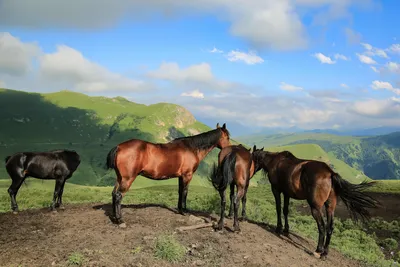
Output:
[{"left": 196, "top": 145, "right": 217, "bottom": 161}]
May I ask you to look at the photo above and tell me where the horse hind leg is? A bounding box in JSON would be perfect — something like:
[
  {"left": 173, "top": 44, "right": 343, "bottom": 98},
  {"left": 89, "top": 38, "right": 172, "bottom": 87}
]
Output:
[
  {"left": 233, "top": 185, "right": 245, "bottom": 233},
  {"left": 310, "top": 204, "right": 326, "bottom": 259},
  {"left": 215, "top": 190, "right": 226, "bottom": 231},
  {"left": 321, "top": 193, "right": 337, "bottom": 259},
  {"left": 227, "top": 183, "right": 234, "bottom": 218},
  {"left": 283, "top": 195, "right": 290, "bottom": 235},
  {"left": 7, "top": 173, "right": 26, "bottom": 214},
  {"left": 50, "top": 179, "right": 64, "bottom": 212}
]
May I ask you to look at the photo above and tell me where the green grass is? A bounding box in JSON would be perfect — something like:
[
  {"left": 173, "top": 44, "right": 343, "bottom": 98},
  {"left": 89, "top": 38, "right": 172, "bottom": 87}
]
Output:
[
  {"left": 67, "top": 252, "right": 85, "bottom": 266},
  {"left": 154, "top": 234, "right": 186, "bottom": 263},
  {"left": 367, "top": 180, "right": 400, "bottom": 194},
  {"left": 1, "top": 179, "right": 399, "bottom": 267}
]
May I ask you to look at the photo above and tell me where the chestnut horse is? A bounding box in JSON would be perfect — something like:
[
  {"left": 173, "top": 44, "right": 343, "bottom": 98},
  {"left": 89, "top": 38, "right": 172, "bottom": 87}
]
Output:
[
  {"left": 252, "top": 150, "right": 380, "bottom": 259},
  {"left": 106, "top": 123, "right": 231, "bottom": 226},
  {"left": 209, "top": 144, "right": 263, "bottom": 232}
]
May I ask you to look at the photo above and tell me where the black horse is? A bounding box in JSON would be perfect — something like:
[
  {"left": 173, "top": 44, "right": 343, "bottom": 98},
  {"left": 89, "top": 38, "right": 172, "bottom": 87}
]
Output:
[{"left": 5, "top": 149, "right": 81, "bottom": 213}]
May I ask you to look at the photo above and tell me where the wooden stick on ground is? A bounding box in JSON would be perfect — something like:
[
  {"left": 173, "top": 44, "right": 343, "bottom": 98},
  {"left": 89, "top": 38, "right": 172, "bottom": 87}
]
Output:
[{"left": 176, "top": 223, "right": 214, "bottom": 232}]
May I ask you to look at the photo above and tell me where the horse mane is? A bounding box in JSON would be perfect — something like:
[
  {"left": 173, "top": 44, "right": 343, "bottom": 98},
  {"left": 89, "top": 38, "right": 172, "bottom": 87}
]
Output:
[
  {"left": 280, "top": 150, "right": 296, "bottom": 159},
  {"left": 171, "top": 128, "right": 230, "bottom": 151}
]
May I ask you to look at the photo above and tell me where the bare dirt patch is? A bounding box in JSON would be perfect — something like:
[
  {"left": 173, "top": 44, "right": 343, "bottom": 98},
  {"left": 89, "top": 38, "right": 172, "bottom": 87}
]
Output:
[{"left": 0, "top": 203, "right": 362, "bottom": 267}]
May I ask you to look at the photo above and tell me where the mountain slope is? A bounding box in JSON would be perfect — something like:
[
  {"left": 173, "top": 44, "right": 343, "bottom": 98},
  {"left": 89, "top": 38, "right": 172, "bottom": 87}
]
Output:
[
  {"left": 238, "top": 132, "right": 400, "bottom": 180},
  {"left": 0, "top": 89, "right": 224, "bottom": 186}
]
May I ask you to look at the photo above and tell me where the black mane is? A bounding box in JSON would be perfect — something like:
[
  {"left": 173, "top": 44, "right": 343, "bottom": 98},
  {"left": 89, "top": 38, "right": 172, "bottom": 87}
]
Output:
[{"left": 171, "top": 128, "right": 230, "bottom": 150}]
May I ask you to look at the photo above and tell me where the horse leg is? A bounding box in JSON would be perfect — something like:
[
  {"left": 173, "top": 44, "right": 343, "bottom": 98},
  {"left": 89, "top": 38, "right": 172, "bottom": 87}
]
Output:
[
  {"left": 272, "top": 187, "right": 283, "bottom": 234},
  {"left": 8, "top": 176, "right": 25, "bottom": 213},
  {"left": 215, "top": 190, "right": 226, "bottom": 231},
  {"left": 112, "top": 175, "right": 136, "bottom": 226},
  {"left": 178, "top": 173, "right": 192, "bottom": 215},
  {"left": 240, "top": 179, "right": 250, "bottom": 221},
  {"left": 233, "top": 186, "right": 245, "bottom": 232},
  {"left": 310, "top": 205, "right": 326, "bottom": 258},
  {"left": 56, "top": 179, "right": 67, "bottom": 209},
  {"left": 321, "top": 195, "right": 337, "bottom": 259},
  {"left": 283, "top": 194, "right": 290, "bottom": 235},
  {"left": 50, "top": 179, "right": 64, "bottom": 212},
  {"left": 227, "top": 183, "right": 234, "bottom": 218}
]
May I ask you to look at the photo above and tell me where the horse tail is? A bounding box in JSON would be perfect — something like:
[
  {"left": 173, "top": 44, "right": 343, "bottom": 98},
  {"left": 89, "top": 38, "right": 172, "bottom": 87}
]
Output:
[
  {"left": 5, "top": 156, "right": 11, "bottom": 164},
  {"left": 209, "top": 152, "right": 236, "bottom": 192},
  {"left": 106, "top": 146, "right": 119, "bottom": 169},
  {"left": 331, "top": 173, "right": 380, "bottom": 222}
]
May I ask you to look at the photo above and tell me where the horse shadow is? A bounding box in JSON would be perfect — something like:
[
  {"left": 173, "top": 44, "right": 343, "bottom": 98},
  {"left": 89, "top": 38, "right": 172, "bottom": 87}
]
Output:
[
  {"left": 245, "top": 218, "right": 314, "bottom": 256},
  {"left": 92, "top": 203, "right": 218, "bottom": 224}
]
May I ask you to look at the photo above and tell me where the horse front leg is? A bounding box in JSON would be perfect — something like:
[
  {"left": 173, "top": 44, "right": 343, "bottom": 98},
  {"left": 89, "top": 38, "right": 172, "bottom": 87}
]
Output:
[
  {"left": 56, "top": 179, "right": 67, "bottom": 210},
  {"left": 178, "top": 173, "right": 192, "bottom": 215},
  {"left": 112, "top": 174, "right": 136, "bottom": 227},
  {"left": 8, "top": 176, "right": 25, "bottom": 214},
  {"left": 283, "top": 194, "right": 290, "bottom": 235},
  {"left": 272, "top": 187, "right": 283, "bottom": 234}
]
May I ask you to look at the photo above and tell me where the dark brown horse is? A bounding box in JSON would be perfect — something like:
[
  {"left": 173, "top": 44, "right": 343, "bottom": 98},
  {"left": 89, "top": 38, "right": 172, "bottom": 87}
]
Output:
[
  {"left": 252, "top": 149, "right": 380, "bottom": 259},
  {"left": 209, "top": 144, "right": 263, "bottom": 232},
  {"left": 106, "top": 123, "right": 231, "bottom": 226}
]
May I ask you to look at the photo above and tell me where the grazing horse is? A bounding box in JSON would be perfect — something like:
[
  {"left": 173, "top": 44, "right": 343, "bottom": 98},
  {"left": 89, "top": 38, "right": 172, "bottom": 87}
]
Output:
[
  {"left": 209, "top": 144, "right": 264, "bottom": 232},
  {"left": 106, "top": 123, "right": 231, "bottom": 226},
  {"left": 5, "top": 150, "right": 81, "bottom": 213},
  {"left": 252, "top": 150, "right": 380, "bottom": 259}
]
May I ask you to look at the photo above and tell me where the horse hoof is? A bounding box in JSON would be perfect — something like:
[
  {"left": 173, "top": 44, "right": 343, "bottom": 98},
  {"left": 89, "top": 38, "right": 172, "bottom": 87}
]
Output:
[
  {"left": 59, "top": 206, "right": 65, "bottom": 210},
  {"left": 313, "top": 252, "right": 321, "bottom": 259},
  {"left": 118, "top": 222, "right": 127, "bottom": 228},
  {"left": 283, "top": 231, "right": 289, "bottom": 237},
  {"left": 52, "top": 209, "right": 58, "bottom": 213}
]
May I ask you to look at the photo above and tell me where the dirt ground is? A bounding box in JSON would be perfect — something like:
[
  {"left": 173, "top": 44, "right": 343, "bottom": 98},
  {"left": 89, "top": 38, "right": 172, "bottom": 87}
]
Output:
[{"left": 0, "top": 203, "right": 363, "bottom": 267}]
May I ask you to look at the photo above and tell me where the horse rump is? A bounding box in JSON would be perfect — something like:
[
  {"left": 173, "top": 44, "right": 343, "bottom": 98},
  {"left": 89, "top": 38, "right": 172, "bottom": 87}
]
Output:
[
  {"left": 5, "top": 156, "right": 11, "bottom": 164},
  {"left": 209, "top": 152, "right": 236, "bottom": 192},
  {"left": 106, "top": 146, "right": 118, "bottom": 169}
]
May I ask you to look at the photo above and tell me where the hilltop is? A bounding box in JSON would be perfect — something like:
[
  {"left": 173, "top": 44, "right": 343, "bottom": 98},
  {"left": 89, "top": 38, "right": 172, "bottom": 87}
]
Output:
[{"left": 238, "top": 132, "right": 400, "bottom": 180}]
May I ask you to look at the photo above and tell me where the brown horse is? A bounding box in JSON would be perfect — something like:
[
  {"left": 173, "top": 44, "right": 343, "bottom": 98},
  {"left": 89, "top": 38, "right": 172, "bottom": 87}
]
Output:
[
  {"left": 252, "top": 149, "right": 380, "bottom": 259},
  {"left": 209, "top": 144, "right": 264, "bottom": 232},
  {"left": 106, "top": 123, "right": 231, "bottom": 226}
]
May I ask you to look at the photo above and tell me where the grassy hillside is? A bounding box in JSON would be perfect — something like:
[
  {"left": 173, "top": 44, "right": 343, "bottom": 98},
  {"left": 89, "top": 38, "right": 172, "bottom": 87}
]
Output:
[
  {"left": 239, "top": 132, "right": 400, "bottom": 180},
  {"left": 0, "top": 89, "right": 230, "bottom": 186}
]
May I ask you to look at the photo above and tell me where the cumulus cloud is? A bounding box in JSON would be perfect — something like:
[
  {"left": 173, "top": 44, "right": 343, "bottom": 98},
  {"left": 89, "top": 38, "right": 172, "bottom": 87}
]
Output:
[
  {"left": 147, "top": 62, "right": 242, "bottom": 92},
  {"left": 313, "top": 53, "right": 335, "bottom": 64},
  {"left": 386, "top": 62, "right": 400, "bottom": 73},
  {"left": 370, "top": 66, "right": 380, "bottom": 73},
  {"left": 356, "top": 53, "right": 377, "bottom": 64},
  {"left": 371, "top": 80, "right": 400, "bottom": 95},
  {"left": 280, "top": 82, "right": 303, "bottom": 92},
  {"left": 0, "top": 0, "right": 375, "bottom": 51},
  {"left": 340, "top": 83, "right": 349, "bottom": 88},
  {"left": 38, "top": 45, "right": 149, "bottom": 93},
  {"left": 226, "top": 50, "right": 264, "bottom": 65},
  {"left": 388, "top": 44, "right": 400, "bottom": 54},
  {"left": 334, "top": 54, "right": 349, "bottom": 61},
  {"left": 209, "top": 47, "right": 223, "bottom": 53},
  {"left": 361, "top": 43, "right": 388, "bottom": 58},
  {"left": 351, "top": 98, "right": 400, "bottom": 118},
  {"left": 181, "top": 90, "right": 205, "bottom": 99},
  {"left": 0, "top": 32, "right": 40, "bottom": 76}
]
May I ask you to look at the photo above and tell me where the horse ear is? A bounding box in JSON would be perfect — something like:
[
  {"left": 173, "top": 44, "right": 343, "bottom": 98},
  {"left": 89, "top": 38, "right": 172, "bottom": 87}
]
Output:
[
  {"left": 253, "top": 145, "right": 256, "bottom": 151},
  {"left": 261, "top": 147, "right": 264, "bottom": 151},
  {"left": 222, "top": 123, "right": 226, "bottom": 129},
  {"left": 216, "top": 123, "right": 220, "bottom": 128}
]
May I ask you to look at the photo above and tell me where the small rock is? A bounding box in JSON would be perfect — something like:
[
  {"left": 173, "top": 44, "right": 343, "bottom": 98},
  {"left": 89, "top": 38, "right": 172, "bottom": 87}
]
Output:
[
  {"left": 193, "top": 260, "right": 206, "bottom": 266},
  {"left": 244, "top": 255, "right": 249, "bottom": 259},
  {"left": 51, "top": 261, "right": 56, "bottom": 266}
]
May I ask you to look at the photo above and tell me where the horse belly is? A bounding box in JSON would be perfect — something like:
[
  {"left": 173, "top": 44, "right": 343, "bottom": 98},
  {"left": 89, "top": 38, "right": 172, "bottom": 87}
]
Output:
[{"left": 141, "top": 153, "right": 183, "bottom": 179}]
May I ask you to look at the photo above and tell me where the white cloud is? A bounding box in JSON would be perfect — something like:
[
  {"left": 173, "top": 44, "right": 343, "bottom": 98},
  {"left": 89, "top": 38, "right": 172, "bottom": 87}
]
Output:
[
  {"left": 147, "top": 62, "right": 214, "bottom": 83},
  {"left": 181, "top": 90, "right": 205, "bottom": 99},
  {"left": 361, "top": 43, "right": 388, "bottom": 58},
  {"left": 147, "top": 62, "right": 240, "bottom": 92},
  {"left": 209, "top": 47, "right": 223, "bottom": 53},
  {"left": 371, "top": 80, "right": 400, "bottom": 95},
  {"left": 361, "top": 43, "right": 373, "bottom": 51},
  {"left": 351, "top": 98, "right": 400, "bottom": 118},
  {"left": 344, "top": 28, "right": 362, "bottom": 44},
  {"left": 388, "top": 44, "right": 400, "bottom": 54},
  {"left": 386, "top": 62, "right": 400, "bottom": 73},
  {"left": 334, "top": 54, "right": 348, "bottom": 61},
  {"left": 356, "top": 53, "right": 377, "bottom": 65},
  {"left": 226, "top": 50, "right": 264, "bottom": 65},
  {"left": 39, "top": 45, "right": 149, "bottom": 93},
  {"left": 340, "top": 83, "right": 349, "bottom": 88},
  {"left": 280, "top": 82, "right": 303, "bottom": 92},
  {"left": 0, "top": 32, "right": 40, "bottom": 76},
  {"left": 313, "top": 53, "right": 335, "bottom": 64},
  {"left": 371, "top": 66, "right": 380, "bottom": 73}
]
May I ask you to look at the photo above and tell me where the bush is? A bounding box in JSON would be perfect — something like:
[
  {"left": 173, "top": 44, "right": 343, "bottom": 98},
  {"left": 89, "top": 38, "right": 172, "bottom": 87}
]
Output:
[
  {"left": 379, "top": 238, "right": 398, "bottom": 251},
  {"left": 154, "top": 234, "right": 186, "bottom": 263}
]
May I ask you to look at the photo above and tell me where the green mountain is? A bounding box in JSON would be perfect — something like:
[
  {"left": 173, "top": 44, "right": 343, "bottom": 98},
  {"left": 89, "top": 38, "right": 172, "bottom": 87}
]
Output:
[
  {"left": 238, "top": 132, "right": 400, "bottom": 180},
  {"left": 0, "top": 89, "right": 230, "bottom": 186}
]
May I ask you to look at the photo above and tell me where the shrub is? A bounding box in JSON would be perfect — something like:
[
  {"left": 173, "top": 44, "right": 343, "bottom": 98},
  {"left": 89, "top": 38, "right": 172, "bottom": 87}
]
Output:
[
  {"left": 154, "top": 234, "right": 186, "bottom": 263},
  {"left": 379, "top": 238, "right": 398, "bottom": 251}
]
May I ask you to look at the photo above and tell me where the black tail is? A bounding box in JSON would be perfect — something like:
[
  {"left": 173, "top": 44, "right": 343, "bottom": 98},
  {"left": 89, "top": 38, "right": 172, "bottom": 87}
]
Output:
[
  {"left": 332, "top": 174, "right": 380, "bottom": 222},
  {"left": 5, "top": 156, "right": 10, "bottom": 164},
  {"left": 106, "top": 146, "right": 118, "bottom": 169},
  {"left": 209, "top": 152, "right": 236, "bottom": 192}
]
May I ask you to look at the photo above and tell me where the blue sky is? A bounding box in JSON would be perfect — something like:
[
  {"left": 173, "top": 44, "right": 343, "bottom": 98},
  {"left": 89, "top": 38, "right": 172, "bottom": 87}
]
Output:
[{"left": 0, "top": 0, "right": 399, "bottom": 133}]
